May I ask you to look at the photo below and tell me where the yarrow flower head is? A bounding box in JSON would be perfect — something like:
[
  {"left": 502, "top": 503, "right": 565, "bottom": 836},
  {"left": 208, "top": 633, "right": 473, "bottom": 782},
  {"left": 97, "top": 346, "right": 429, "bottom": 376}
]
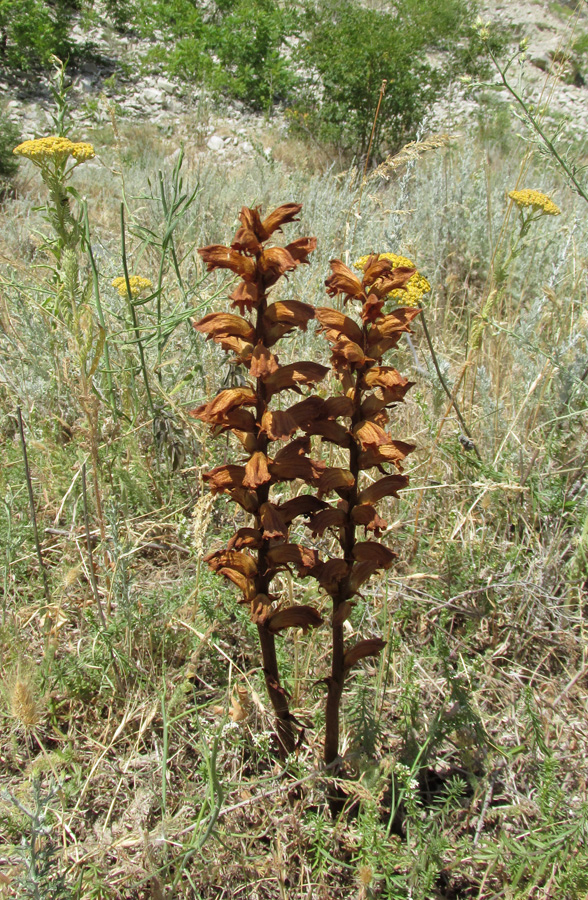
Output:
[
  {"left": 13, "top": 136, "right": 96, "bottom": 168},
  {"left": 508, "top": 189, "right": 560, "bottom": 216},
  {"left": 355, "top": 252, "right": 430, "bottom": 307},
  {"left": 111, "top": 275, "right": 153, "bottom": 298}
]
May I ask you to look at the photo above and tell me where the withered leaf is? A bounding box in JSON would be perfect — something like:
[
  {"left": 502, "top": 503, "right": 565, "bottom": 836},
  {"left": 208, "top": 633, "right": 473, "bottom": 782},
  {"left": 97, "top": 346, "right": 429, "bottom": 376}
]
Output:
[
  {"left": 260, "top": 409, "right": 298, "bottom": 441},
  {"left": 227, "top": 527, "right": 263, "bottom": 550},
  {"left": 357, "top": 474, "right": 409, "bottom": 505},
  {"left": 262, "top": 300, "right": 315, "bottom": 346},
  {"left": 261, "top": 203, "right": 303, "bottom": 239},
  {"left": 265, "top": 361, "right": 329, "bottom": 396},
  {"left": 203, "top": 464, "right": 245, "bottom": 494},
  {"left": 279, "top": 495, "right": 330, "bottom": 524},
  {"left": 352, "top": 541, "right": 396, "bottom": 567},
  {"left": 351, "top": 503, "right": 388, "bottom": 535},
  {"left": 266, "top": 543, "right": 321, "bottom": 574},
  {"left": 307, "top": 507, "right": 346, "bottom": 536},
  {"left": 325, "top": 259, "right": 364, "bottom": 300},
  {"left": 198, "top": 245, "right": 256, "bottom": 281},
  {"left": 205, "top": 548, "right": 257, "bottom": 577},
  {"left": 259, "top": 246, "right": 298, "bottom": 287},
  {"left": 285, "top": 236, "right": 317, "bottom": 265},
  {"left": 191, "top": 388, "right": 256, "bottom": 426},
  {"left": 315, "top": 307, "right": 363, "bottom": 344},
  {"left": 249, "top": 342, "right": 279, "bottom": 379},
  {"left": 343, "top": 638, "right": 386, "bottom": 669},
  {"left": 259, "top": 502, "right": 288, "bottom": 540},
  {"left": 318, "top": 467, "right": 355, "bottom": 496},
  {"left": 242, "top": 451, "right": 272, "bottom": 489},
  {"left": 267, "top": 605, "right": 323, "bottom": 634}
]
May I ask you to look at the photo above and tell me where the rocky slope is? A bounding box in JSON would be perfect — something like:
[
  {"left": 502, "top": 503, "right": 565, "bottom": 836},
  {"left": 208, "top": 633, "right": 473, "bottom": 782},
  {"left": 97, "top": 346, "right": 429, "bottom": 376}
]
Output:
[{"left": 3, "top": 0, "right": 588, "bottom": 165}]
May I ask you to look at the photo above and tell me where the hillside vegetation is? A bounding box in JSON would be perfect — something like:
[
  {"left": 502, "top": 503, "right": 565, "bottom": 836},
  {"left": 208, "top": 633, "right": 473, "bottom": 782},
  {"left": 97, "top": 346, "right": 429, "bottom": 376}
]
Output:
[{"left": 1, "top": 5, "right": 588, "bottom": 900}]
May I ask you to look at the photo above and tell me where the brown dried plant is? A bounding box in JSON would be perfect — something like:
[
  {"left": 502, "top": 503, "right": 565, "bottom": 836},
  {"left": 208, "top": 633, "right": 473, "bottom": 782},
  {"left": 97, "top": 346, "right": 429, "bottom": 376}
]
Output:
[
  {"left": 193, "top": 205, "right": 419, "bottom": 772},
  {"left": 312, "top": 256, "right": 418, "bottom": 769},
  {"left": 192, "top": 203, "right": 327, "bottom": 755}
]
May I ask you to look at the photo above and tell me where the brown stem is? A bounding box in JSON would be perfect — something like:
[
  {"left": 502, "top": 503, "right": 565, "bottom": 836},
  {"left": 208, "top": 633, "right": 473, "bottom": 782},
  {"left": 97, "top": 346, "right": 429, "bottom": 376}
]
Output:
[
  {"left": 324, "top": 363, "right": 363, "bottom": 769},
  {"left": 253, "top": 278, "right": 296, "bottom": 757}
]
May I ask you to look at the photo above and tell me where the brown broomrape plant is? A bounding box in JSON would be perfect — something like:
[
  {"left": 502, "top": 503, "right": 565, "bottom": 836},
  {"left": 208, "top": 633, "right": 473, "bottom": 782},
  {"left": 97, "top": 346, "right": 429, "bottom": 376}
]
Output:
[
  {"left": 193, "top": 203, "right": 326, "bottom": 755},
  {"left": 313, "top": 256, "right": 418, "bottom": 769},
  {"left": 193, "top": 204, "right": 419, "bottom": 771}
]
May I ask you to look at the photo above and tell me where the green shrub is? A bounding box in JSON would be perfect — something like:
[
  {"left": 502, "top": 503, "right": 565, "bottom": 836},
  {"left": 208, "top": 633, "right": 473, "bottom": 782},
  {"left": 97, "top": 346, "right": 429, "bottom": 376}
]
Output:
[
  {"left": 0, "top": 111, "right": 20, "bottom": 180},
  {"left": 136, "top": 0, "right": 299, "bottom": 110},
  {"left": 0, "top": 0, "right": 74, "bottom": 70},
  {"left": 207, "top": 0, "right": 299, "bottom": 111},
  {"left": 293, "top": 0, "right": 476, "bottom": 157}
]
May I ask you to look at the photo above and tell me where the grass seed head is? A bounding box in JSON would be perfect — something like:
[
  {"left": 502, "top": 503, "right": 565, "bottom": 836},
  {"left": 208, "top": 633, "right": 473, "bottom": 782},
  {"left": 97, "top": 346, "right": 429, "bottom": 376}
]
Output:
[{"left": 9, "top": 676, "right": 41, "bottom": 729}]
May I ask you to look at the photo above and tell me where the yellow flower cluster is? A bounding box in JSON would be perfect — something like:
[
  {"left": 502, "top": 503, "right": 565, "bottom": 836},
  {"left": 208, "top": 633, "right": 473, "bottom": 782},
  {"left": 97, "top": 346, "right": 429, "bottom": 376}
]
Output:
[
  {"left": 355, "top": 252, "right": 431, "bottom": 307},
  {"left": 508, "top": 189, "right": 561, "bottom": 216},
  {"left": 112, "top": 276, "right": 153, "bottom": 298},
  {"left": 71, "top": 142, "right": 96, "bottom": 162},
  {"left": 13, "top": 136, "right": 96, "bottom": 165}
]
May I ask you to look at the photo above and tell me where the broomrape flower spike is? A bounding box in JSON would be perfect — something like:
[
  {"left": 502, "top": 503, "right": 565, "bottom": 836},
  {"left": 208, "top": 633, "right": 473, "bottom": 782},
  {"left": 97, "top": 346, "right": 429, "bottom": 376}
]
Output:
[
  {"left": 312, "top": 254, "right": 419, "bottom": 780},
  {"left": 111, "top": 276, "right": 153, "bottom": 298},
  {"left": 508, "top": 189, "right": 561, "bottom": 217},
  {"left": 192, "top": 202, "right": 324, "bottom": 757},
  {"left": 355, "top": 253, "right": 431, "bottom": 307}
]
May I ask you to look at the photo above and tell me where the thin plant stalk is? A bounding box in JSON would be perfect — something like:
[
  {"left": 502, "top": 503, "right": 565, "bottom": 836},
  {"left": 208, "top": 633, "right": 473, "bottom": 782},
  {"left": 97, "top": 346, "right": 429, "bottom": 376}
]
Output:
[
  {"left": 83, "top": 203, "right": 119, "bottom": 418},
  {"left": 16, "top": 407, "right": 51, "bottom": 610},
  {"left": 120, "top": 203, "right": 156, "bottom": 417}
]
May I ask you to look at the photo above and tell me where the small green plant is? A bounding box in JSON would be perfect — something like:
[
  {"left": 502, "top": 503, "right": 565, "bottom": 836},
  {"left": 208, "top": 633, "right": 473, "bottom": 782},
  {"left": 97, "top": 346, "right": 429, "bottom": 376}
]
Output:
[
  {"left": 0, "top": 0, "right": 74, "bottom": 70},
  {"left": 1, "top": 777, "right": 72, "bottom": 900}
]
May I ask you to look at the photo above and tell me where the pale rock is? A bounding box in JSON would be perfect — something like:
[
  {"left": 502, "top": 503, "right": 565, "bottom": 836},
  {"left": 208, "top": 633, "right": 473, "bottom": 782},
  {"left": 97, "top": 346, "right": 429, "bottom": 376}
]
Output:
[
  {"left": 143, "top": 88, "right": 164, "bottom": 106},
  {"left": 207, "top": 134, "right": 225, "bottom": 151}
]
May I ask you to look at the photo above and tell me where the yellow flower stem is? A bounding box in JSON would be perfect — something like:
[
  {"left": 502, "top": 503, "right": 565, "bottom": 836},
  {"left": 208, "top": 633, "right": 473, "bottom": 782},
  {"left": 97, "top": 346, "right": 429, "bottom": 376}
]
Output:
[{"left": 488, "top": 45, "right": 588, "bottom": 207}]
